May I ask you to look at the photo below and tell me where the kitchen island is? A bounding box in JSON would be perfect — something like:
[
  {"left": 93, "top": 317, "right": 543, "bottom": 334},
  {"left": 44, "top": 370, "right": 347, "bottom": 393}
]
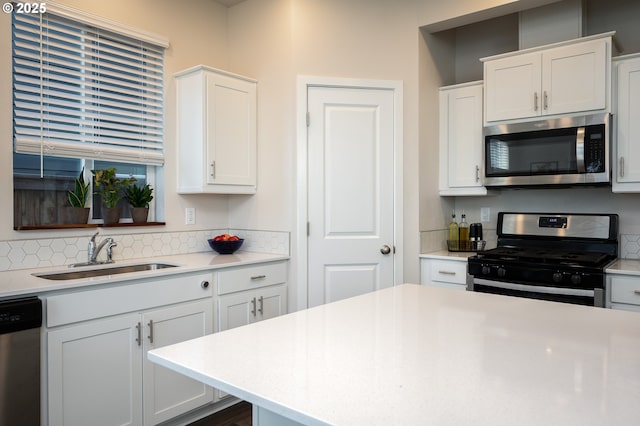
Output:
[{"left": 148, "top": 284, "right": 640, "bottom": 425}]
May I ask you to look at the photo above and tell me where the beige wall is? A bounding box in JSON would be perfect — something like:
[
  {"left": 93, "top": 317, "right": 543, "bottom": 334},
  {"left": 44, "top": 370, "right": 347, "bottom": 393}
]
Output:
[
  {"left": 7, "top": 0, "right": 626, "bottom": 309},
  {"left": 0, "top": 0, "right": 231, "bottom": 241}
]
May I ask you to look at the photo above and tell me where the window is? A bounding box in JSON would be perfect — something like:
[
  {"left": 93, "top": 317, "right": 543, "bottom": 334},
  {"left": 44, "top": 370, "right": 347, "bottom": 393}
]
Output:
[{"left": 11, "top": 4, "right": 167, "bottom": 228}]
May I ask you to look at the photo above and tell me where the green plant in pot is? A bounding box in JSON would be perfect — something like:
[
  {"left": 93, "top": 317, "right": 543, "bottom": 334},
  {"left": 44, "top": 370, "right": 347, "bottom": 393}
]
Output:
[
  {"left": 66, "top": 167, "right": 91, "bottom": 224},
  {"left": 92, "top": 168, "right": 136, "bottom": 225},
  {"left": 124, "top": 183, "right": 154, "bottom": 223}
]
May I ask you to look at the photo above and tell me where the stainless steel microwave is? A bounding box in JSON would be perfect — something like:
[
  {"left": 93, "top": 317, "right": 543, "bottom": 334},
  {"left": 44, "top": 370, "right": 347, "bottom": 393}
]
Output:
[{"left": 483, "top": 113, "right": 611, "bottom": 187}]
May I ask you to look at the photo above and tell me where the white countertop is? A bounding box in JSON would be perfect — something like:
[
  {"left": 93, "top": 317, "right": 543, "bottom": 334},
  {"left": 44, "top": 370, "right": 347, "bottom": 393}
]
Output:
[
  {"left": 0, "top": 251, "right": 288, "bottom": 298},
  {"left": 419, "top": 250, "right": 475, "bottom": 260},
  {"left": 148, "top": 284, "right": 640, "bottom": 426},
  {"left": 607, "top": 258, "right": 640, "bottom": 276}
]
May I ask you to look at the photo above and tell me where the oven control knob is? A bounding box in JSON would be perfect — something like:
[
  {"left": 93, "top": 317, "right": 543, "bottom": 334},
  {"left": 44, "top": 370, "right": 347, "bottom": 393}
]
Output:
[
  {"left": 552, "top": 272, "right": 563, "bottom": 283},
  {"left": 482, "top": 266, "right": 491, "bottom": 275},
  {"left": 571, "top": 274, "right": 582, "bottom": 285},
  {"left": 497, "top": 267, "right": 507, "bottom": 278}
]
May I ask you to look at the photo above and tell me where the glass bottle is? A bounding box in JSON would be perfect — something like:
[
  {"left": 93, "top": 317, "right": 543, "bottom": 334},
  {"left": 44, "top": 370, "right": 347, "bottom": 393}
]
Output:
[
  {"left": 448, "top": 211, "right": 459, "bottom": 251},
  {"left": 459, "top": 212, "right": 469, "bottom": 250}
]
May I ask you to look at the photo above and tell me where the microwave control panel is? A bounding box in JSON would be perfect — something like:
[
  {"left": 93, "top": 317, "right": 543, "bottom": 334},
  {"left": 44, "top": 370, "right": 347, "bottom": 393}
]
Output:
[{"left": 584, "top": 124, "right": 606, "bottom": 173}]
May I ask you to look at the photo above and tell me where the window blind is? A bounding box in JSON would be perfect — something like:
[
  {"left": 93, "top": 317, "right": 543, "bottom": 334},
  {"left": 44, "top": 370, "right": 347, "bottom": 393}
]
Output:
[{"left": 12, "top": 11, "right": 165, "bottom": 165}]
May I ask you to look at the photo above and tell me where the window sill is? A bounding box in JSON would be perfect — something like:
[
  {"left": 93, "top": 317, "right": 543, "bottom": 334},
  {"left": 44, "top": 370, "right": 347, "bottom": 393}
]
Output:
[{"left": 15, "top": 222, "right": 166, "bottom": 231}]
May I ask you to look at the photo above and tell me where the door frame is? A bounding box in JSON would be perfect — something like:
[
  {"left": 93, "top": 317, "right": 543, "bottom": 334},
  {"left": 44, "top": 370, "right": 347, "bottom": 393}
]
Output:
[{"left": 295, "top": 76, "right": 404, "bottom": 310}]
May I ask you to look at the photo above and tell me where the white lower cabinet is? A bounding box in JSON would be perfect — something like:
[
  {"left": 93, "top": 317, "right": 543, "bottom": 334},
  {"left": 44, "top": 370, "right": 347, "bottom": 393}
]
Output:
[
  {"left": 420, "top": 256, "right": 469, "bottom": 291},
  {"left": 46, "top": 273, "right": 214, "bottom": 426},
  {"left": 215, "top": 261, "right": 287, "bottom": 399},
  {"left": 608, "top": 274, "right": 640, "bottom": 312}
]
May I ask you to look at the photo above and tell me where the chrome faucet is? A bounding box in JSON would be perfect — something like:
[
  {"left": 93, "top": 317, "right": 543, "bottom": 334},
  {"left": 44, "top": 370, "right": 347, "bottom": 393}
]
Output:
[{"left": 70, "top": 232, "right": 117, "bottom": 267}]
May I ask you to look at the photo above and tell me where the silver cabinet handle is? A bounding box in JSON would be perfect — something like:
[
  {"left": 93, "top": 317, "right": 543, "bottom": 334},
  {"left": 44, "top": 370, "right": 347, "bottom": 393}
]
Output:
[
  {"left": 475, "top": 165, "right": 480, "bottom": 182},
  {"left": 380, "top": 244, "right": 392, "bottom": 255},
  {"left": 201, "top": 280, "right": 210, "bottom": 289},
  {"left": 620, "top": 157, "right": 625, "bottom": 178},
  {"left": 543, "top": 91, "right": 548, "bottom": 110},
  {"left": 534, "top": 92, "right": 538, "bottom": 111},
  {"left": 147, "top": 320, "right": 154, "bottom": 344},
  {"left": 210, "top": 161, "right": 216, "bottom": 179},
  {"left": 258, "top": 296, "right": 264, "bottom": 315},
  {"left": 251, "top": 297, "right": 257, "bottom": 316},
  {"left": 136, "top": 322, "right": 142, "bottom": 346},
  {"left": 251, "top": 275, "right": 266, "bottom": 280},
  {"left": 438, "top": 270, "right": 456, "bottom": 275}
]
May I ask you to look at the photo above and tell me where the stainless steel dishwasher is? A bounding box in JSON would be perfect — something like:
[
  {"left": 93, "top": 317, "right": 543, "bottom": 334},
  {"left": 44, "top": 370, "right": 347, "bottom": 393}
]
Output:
[{"left": 0, "top": 296, "right": 42, "bottom": 426}]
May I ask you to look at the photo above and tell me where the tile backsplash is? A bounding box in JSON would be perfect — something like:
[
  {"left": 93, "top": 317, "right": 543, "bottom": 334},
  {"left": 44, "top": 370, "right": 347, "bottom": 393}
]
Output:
[{"left": 0, "top": 229, "right": 290, "bottom": 272}]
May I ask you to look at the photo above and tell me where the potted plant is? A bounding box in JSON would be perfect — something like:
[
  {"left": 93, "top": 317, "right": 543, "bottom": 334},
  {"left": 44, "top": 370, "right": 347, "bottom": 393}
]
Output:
[
  {"left": 92, "top": 168, "right": 136, "bottom": 224},
  {"left": 66, "top": 167, "right": 91, "bottom": 224},
  {"left": 124, "top": 183, "right": 154, "bottom": 223}
]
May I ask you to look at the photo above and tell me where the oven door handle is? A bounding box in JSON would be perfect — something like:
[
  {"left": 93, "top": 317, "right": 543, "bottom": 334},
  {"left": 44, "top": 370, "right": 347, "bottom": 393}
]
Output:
[
  {"left": 472, "top": 278, "right": 595, "bottom": 297},
  {"left": 576, "top": 126, "right": 586, "bottom": 173}
]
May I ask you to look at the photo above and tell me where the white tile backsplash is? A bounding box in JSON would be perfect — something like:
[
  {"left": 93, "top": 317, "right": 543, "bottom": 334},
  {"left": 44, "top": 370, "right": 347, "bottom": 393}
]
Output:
[
  {"left": 0, "top": 229, "right": 290, "bottom": 272},
  {"left": 621, "top": 234, "right": 640, "bottom": 259}
]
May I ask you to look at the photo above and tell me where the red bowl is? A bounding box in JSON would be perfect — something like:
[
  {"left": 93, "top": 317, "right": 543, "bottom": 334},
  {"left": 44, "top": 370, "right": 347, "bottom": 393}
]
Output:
[{"left": 208, "top": 238, "right": 244, "bottom": 254}]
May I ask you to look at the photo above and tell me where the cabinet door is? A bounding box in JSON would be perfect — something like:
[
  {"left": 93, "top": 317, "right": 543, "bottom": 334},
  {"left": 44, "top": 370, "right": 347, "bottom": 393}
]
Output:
[
  {"left": 484, "top": 52, "right": 541, "bottom": 122},
  {"left": 542, "top": 39, "right": 607, "bottom": 116},
  {"left": 257, "top": 284, "right": 287, "bottom": 321},
  {"left": 217, "top": 291, "right": 255, "bottom": 331},
  {"left": 439, "top": 83, "right": 485, "bottom": 195},
  {"left": 613, "top": 56, "right": 640, "bottom": 190},
  {"left": 206, "top": 72, "right": 257, "bottom": 187},
  {"left": 47, "top": 314, "right": 143, "bottom": 426},
  {"left": 142, "top": 300, "right": 214, "bottom": 426}
]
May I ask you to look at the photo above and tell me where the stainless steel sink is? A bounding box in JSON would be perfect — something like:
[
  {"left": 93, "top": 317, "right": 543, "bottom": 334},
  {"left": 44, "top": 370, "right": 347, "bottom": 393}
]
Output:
[{"left": 34, "top": 263, "right": 179, "bottom": 280}]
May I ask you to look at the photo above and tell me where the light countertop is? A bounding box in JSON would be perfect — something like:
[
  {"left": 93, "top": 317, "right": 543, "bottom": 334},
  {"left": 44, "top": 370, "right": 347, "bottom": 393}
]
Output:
[
  {"left": 0, "top": 251, "right": 288, "bottom": 298},
  {"left": 148, "top": 284, "right": 640, "bottom": 426},
  {"left": 606, "top": 258, "right": 640, "bottom": 276},
  {"left": 419, "top": 250, "right": 476, "bottom": 260}
]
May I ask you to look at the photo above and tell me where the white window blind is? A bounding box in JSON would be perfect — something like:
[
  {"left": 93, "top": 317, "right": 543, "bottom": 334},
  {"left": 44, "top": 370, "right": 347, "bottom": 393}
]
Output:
[{"left": 12, "top": 10, "right": 165, "bottom": 165}]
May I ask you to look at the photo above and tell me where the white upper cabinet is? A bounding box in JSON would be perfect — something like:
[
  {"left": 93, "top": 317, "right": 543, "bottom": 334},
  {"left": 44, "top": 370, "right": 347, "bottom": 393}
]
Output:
[
  {"left": 612, "top": 54, "right": 640, "bottom": 192},
  {"left": 439, "top": 81, "right": 486, "bottom": 196},
  {"left": 483, "top": 34, "right": 612, "bottom": 123},
  {"left": 176, "top": 65, "right": 257, "bottom": 194}
]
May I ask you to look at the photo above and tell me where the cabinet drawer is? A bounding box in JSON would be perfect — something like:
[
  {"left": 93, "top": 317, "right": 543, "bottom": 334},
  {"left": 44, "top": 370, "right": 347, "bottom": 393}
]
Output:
[
  {"left": 429, "top": 260, "right": 467, "bottom": 285},
  {"left": 610, "top": 276, "right": 640, "bottom": 306},
  {"left": 217, "top": 261, "right": 287, "bottom": 295}
]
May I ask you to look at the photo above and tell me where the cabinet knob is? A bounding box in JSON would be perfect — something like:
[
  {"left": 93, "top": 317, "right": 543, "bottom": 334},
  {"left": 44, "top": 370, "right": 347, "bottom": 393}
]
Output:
[{"left": 201, "top": 280, "right": 210, "bottom": 289}]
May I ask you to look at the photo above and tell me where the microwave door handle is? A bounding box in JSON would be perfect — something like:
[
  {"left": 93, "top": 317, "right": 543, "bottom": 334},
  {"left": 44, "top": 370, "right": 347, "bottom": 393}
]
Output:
[{"left": 576, "top": 126, "right": 586, "bottom": 173}]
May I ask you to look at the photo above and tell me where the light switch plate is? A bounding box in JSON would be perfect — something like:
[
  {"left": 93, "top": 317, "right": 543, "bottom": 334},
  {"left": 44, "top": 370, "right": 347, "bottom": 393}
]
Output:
[
  {"left": 185, "top": 207, "right": 196, "bottom": 225},
  {"left": 480, "top": 207, "right": 490, "bottom": 223}
]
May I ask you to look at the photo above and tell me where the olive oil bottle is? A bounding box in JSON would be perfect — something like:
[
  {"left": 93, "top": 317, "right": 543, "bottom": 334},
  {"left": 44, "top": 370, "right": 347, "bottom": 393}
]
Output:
[
  {"left": 459, "top": 212, "right": 469, "bottom": 250},
  {"left": 448, "top": 211, "right": 459, "bottom": 251}
]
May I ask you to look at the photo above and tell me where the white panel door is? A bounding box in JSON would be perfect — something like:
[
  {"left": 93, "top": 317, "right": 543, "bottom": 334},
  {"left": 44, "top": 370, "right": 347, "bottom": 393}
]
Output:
[
  {"left": 542, "top": 39, "right": 607, "bottom": 116},
  {"left": 142, "top": 300, "right": 213, "bottom": 426},
  {"left": 484, "top": 51, "right": 541, "bottom": 122},
  {"left": 47, "top": 314, "right": 142, "bottom": 426},
  {"left": 307, "top": 86, "right": 395, "bottom": 307}
]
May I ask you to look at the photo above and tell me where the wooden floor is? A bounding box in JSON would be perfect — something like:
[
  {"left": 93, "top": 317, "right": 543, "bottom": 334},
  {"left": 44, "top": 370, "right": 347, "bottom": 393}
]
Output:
[{"left": 188, "top": 401, "right": 252, "bottom": 426}]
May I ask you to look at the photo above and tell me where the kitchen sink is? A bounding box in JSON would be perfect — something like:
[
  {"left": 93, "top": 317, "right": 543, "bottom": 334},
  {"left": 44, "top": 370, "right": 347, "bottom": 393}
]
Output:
[{"left": 34, "top": 263, "right": 179, "bottom": 280}]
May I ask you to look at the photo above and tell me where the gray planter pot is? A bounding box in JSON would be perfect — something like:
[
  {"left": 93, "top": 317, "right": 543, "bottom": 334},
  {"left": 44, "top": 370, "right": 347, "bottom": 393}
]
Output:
[
  {"left": 102, "top": 206, "right": 121, "bottom": 225},
  {"left": 131, "top": 207, "right": 149, "bottom": 223},
  {"left": 68, "top": 207, "right": 90, "bottom": 224}
]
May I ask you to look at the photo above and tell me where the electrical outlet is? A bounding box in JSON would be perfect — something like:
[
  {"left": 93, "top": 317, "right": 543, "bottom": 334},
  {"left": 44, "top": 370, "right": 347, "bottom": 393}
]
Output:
[
  {"left": 185, "top": 207, "right": 196, "bottom": 225},
  {"left": 480, "top": 207, "right": 490, "bottom": 223}
]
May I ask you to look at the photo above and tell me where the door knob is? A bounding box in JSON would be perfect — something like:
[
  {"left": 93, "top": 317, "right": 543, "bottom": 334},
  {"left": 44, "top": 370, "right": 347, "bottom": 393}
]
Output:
[{"left": 380, "top": 244, "right": 392, "bottom": 255}]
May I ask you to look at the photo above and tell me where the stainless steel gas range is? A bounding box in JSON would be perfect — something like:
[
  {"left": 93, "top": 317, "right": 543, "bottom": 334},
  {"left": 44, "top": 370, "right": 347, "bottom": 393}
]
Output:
[{"left": 467, "top": 212, "right": 618, "bottom": 307}]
